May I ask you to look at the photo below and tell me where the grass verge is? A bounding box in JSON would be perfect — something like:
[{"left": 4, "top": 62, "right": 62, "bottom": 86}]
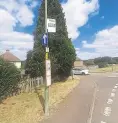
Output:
[
  {"left": 0, "top": 77, "right": 79, "bottom": 123},
  {"left": 90, "top": 65, "right": 118, "bottom": 73}
]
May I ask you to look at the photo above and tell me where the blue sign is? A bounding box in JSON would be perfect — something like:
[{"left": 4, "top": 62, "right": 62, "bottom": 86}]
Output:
[{"left": 42, "top": 34, "right": 48, "bottom": 46}]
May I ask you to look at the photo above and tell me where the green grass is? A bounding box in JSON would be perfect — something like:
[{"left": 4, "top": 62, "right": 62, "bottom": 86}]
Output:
[{"left": 90, "top": 64, "right": 118, "bottom": 73}]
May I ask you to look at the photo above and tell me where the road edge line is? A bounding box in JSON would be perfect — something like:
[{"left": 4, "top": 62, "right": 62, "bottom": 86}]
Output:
[{"left": 87, "top": 82, "right": 98, "bottom": 123}]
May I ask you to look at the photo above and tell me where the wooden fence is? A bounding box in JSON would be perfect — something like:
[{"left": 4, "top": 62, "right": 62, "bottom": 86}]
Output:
[
  {"left": 19, "top": 77, "right": 43, "bottom": 93},
  {"left": 8, "top": 76, "right": 44, "bottom": 97},
  {"left": 0, "top": 77, "right": 44, "bottom": 102}
]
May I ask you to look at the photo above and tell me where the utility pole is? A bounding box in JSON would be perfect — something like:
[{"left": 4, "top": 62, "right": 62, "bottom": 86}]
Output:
[
  {"left": 43, "top": 0, "right": 56, "bottom": 116},
  {"left": 44, "top": 0, "right": 49, "bottom": 116}
]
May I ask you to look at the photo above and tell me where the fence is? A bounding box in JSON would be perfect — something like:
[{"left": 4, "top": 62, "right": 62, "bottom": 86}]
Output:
[
  {"left": 19, "top": 77, "right": 43, "bottom": 93},
  {"left": 7, "top": 76, "right": 44, "bottom": 97},
  {"left": 0, "top": 76, "right": 44, "bottom": 102}
]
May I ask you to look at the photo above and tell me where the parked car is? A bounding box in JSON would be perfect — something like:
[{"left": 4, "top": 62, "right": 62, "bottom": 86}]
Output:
[{"left": 72, "top": 68, "right": 89, "bottom": 75}]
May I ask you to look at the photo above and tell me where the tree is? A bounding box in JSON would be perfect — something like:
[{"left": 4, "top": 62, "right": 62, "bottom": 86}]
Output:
[
  {"left": 25, "top": 50, "right": 45, "bottom": 78},
  {"left": 84, "top": 59, "right": 95, "bottom": 66},
  {"left": 94, "top": 57, "right": 113, "bottom": 68},
  {"left": 26, "top": 0, "right": 76, "bottom": 80}
]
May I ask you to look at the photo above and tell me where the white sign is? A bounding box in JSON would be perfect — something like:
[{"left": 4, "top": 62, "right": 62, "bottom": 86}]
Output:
[
  {"left": 47, "top": 18, "right": 56, "bottom": 33},
  {"left": 46, "top": 60, "right": 51, "bottom": 86},
  {"left": 46, "top": 76, "right": 51, "bottom": 87},
  {"left": 46, "top": 47, "right": 49, "bottom": 53}
]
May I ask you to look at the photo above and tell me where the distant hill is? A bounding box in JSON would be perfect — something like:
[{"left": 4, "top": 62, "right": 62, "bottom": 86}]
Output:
[{"left": 83, "top": 56, "right": 118, "bottom": 68}]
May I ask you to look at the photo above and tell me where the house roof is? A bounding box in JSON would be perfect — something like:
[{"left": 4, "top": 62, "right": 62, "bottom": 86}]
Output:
[{"left": 0, "top": 50, "right": 21, "bottom": 62}]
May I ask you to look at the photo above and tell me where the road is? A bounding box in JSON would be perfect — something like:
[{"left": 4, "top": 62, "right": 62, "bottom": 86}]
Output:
[
  {"left": 41, "top": 73, "right": 118, "bottom": 123},
  {"left": 90, "top": 73, "right": 118, "bottom": 123}
]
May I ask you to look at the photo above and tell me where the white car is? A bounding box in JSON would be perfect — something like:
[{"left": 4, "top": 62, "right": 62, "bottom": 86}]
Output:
[{"left": 73, "top": 68, "right": 89, "bottom": 75}]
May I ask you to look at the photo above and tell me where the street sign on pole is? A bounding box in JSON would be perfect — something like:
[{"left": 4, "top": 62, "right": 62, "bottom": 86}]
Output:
[
  {"left": 46, "top": 47, "right": 49, "bottom": 52},
  {"left": 46, "top": 60, "right": 51, "bottom": 86},
  {"left": 47, "top": 18, "right": 56, "bottom": 32},
  {"left": 42, "top": 34, "right": 48, "bottom": 46},
  {"left": 44, "top": 0, "right": 49, "bottom": 116},
  {"left": 44, "top": 0, "right": 56, "bottom": 116}
]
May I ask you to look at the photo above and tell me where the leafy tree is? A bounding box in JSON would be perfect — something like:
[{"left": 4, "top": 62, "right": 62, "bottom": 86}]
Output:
[
  {"left": 93, "top": 57, "right": 115, "bottom": 68},
  {"left": 0, "top": 58, "right": 20, "bottom": 101},
  {"left": 94, "top": 57, "right": 112, "bottom": 64},
  {"left": 25, "top": 50, "right": 45, "bottom": 78},
  {"left": 26, "top": 0, "right": 76, "bottom": 80},
  {"left": 84, "top": 59, "right": 95, "bottom": 66},
  {"left": 97, "top": 62, "right": 108, "bottom": 68},
  {"left": 111, "top": 57, "right": 118, "bottom": 64}
]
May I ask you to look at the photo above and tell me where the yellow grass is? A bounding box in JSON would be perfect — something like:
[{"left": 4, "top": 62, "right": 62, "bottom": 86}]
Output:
[{"left": 0, "top": 78, "right": 79, "bottom": 123}]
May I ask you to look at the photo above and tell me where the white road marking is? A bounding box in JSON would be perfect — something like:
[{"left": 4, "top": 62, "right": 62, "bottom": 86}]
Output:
[
  {"left": 107, "top": 98, "right": 113, "bottom": 104},
  {"left": 111, "top": 93, "right": 115, "bottom": 97},
  {"left": 87, "top": 82, "right": 98, "bottom": 123},
  {"left": 103, "top": 107, "right": 111, "bottom": 116},
  {"left": 112, "top": 89, "right": 116, "bottom": 92},
  {"left": 101, "top": 84, "right": 117, "bottom": 122},
  {"left": 101, "top": 121, "right": 106, "bottom": 123},
  {"left": 114, "top": 86, "right": 118, "bottom": 89}
]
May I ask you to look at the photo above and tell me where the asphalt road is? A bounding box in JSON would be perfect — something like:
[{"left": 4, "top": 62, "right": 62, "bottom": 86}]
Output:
[
  {"left": 41, "top": 73, "right": 118, "bottom": 123},
  {"left": 91, "top": 73, "right": 118, "bottom": 123}
]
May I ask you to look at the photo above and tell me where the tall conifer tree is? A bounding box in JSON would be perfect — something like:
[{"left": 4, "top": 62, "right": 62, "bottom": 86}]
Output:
[{"left": 26, "top": 0, "right": 76, "bottom": 79}]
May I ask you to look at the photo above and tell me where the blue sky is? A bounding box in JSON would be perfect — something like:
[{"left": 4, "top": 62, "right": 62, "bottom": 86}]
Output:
[
  {"left": 0, "top": 0, "right": 118, "bottom": 60},
  {"left": 75, "top": 0, "right": 118, "bottom": 46}
]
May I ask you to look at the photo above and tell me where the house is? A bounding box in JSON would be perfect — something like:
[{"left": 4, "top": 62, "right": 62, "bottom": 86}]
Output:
[
  {"left": 74, "top": 60, "right": 84, "bottom": 67},
  {"left": 0, "top": 50, "right": 21, "bottom": 69},
  {"left": 74, "top": 57, "right": 84, "bottom": 68}
]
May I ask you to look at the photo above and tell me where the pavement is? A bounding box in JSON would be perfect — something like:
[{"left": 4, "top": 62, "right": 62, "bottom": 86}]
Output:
[
  {"left": 41, "top": 76, "right": 96, "bottom": 123},
  {"left": 41, "top": 73, "right": 118, "bottom": 123}
]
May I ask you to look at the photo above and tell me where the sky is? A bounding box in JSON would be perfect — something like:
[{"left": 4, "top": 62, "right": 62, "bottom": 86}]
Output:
[{"left": 0, "top": 0, "right": 118, "bottom": 60}]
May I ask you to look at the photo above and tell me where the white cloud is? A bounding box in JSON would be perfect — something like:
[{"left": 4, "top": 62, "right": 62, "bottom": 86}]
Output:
[
  {"left": 0, "top": 0, "right": 37, "bottom": 60},
  {"left": 84, "top": 25, "right": 118, "bottom": 49},
  {"left": 16, "top": 5, "right": 34, "bottom": 27},
  {"left": 0, "top": 32, "right": 34, "bottom": 60},
  {"left": 62, "top": 0, "right": 99, "bottom": 40},
  {"left": 79, "top": 25, "right": 118, "bottom": 60},
  {"left": 77, "top": 51, "right": 100, "bottom": 60},
  {"left": 0, "top": 0, "right": 19, "bottom": 13},
  {"left": 0, "top": 32, "right": 33, "bottom": 42},
  {"left": 0, "top": 0, "right": 35, "bottom": 27},
  {"left": 0, "top": 9, "right": 16, "bottom": 32}
]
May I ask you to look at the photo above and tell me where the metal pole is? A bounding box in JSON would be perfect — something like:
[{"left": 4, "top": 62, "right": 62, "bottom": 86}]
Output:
[
  {"left": 44, "top": 0, "right": 49, "bottom": 116},
  {"left": 45, "top": 0, "right": 47, "bottom": 33}
]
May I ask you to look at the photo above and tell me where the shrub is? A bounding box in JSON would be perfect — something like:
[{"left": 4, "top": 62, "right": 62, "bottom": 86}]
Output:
[
  {"left": 0, "top": 58, "right": 21, "bottom": 101},
  {"left": 98, "top": 62, "right": 108, "bottom": 68}
]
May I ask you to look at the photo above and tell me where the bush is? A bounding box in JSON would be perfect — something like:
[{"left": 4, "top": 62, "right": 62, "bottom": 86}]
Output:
[
  {"left": 98, "top": 62, "right": 108, "bottom": 68},
  {"left": 0, "top": 58, "right": 21, "bottom": 101}
]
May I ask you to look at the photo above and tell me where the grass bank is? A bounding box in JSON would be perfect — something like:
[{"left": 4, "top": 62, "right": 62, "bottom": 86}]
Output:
[
  {"left": 0, "top": 77, "right": 79, "bottom": 123},
  {"left": 90, "top": 65, "right": 118, "bottom": 73}
]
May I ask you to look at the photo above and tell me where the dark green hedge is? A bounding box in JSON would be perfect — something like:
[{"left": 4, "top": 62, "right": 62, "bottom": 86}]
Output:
[{"left": 0, "top": 58, "right": 21, "bottom": 101}]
